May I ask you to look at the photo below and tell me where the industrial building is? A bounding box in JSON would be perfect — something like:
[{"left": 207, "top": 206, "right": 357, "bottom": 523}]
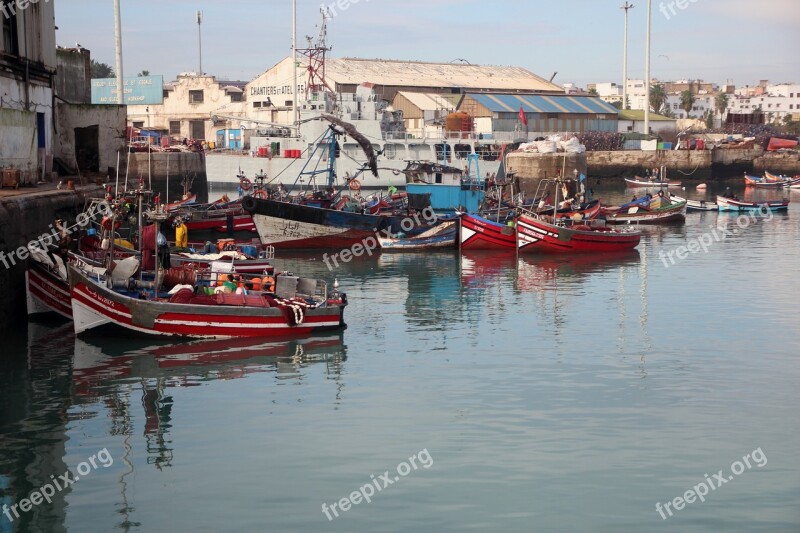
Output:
[
  {"left": 457, "top": 93, "right": 620, "bottom": 141},
  {"left": 245, "top": 56, "right": 564, "bottom": 127}
]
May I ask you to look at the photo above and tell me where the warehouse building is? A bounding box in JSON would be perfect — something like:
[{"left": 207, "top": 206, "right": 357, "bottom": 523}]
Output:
[
  {"left": 246, "top": 57, "right": 564, "bottom": 126},
  {"left": 457, "top": 93, "right": 620, "bottom": 141}
]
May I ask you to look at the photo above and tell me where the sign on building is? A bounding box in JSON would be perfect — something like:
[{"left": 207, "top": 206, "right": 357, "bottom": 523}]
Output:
[{"left": 91, "top": 76, "right": 164, "bottom": 105}]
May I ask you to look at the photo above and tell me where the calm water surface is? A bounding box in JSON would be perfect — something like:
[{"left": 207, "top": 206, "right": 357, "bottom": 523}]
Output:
[{"left": 1, "top": 184, "right": 799, "bottom": 532}]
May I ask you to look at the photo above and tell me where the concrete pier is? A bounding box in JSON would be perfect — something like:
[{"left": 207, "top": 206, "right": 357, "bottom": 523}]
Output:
[
  {"left": 127, "top": 152, "right": 209, "bottom": 203},
  {"left": 0, "top": 185, "right": 104, "bottom": 330}
]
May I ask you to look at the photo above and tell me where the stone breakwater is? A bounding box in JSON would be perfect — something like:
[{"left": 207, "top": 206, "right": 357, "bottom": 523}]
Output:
[{"left": 0, "top": 186, "right": 104, "bottom": 330}]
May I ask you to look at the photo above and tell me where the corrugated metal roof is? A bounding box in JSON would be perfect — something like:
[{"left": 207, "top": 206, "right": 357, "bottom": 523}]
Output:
[
  {"left": 326, "top": 58, "right": 563, "bottom": 92},
  {"left": 395, "top": 92, "right": 457, "bottom": 112},
  {"left": 467, "top": 93, "right": 620, "bottom": 115}
]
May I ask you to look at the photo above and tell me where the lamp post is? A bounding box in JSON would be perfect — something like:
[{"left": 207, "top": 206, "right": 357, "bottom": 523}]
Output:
[
  {"left": 644, "top": 0, "right": 652, "bottom": 135},
  {"left": 114, "top": 0, "right": 124, "bottom": 105},
  {"left": 621, "top": 2, "right": 634, "bottom": 111}
]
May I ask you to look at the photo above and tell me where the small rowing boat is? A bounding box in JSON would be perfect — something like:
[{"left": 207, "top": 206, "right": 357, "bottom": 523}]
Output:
[
  {"left": 716, "top": 196, "right": 790, "bottom": 212},
  {"left": 379, "top": 220, "right": 457, "bottom": 251},
  {"left": 624, "top": 177, "right": 682, "bottom": 188}
]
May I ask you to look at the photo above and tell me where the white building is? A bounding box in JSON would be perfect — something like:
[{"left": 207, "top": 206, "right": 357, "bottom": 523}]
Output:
[
  {"left": 727, "top": 82, "right": 800, "bottom": 123},
  {"left": 0, "top": 0, "right": 57, "bottom": 183},
  {"left": 127, "top": 74, "right": 247, "bottom": 142}
]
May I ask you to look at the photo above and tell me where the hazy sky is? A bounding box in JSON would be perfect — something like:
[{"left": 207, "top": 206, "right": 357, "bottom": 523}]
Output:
[{"left": 55, "top": 0, "right": 799, "bottom": 88}]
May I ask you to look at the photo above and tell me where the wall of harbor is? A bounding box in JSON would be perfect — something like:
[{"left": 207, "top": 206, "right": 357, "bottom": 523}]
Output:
[
  {"left": 0, "top": 186, "right": 104, "bottom": 330},
  {"left": 127, "top": 152, "right": 208, "bottom": 203},
  {"left": 506, "top": 153, "right": 588, "bottom": 196},
  {"left": 509, "top": 148, "right": 800, "bottom": 182}
]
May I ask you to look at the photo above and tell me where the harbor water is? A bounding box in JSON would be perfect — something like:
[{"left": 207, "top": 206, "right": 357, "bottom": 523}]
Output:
[{"left": 1, "top": 184, "right": 799, "bottom": 532}]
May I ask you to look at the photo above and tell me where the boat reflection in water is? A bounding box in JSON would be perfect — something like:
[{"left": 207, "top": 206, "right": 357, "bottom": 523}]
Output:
[{"left": 515, "top": 250, "right": 642, "bottom": 292}]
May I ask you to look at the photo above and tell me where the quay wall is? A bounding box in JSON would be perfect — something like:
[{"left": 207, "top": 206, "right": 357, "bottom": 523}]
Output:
[
  {"left": 511, "top": 148, "right": 799, "bottom": 181},
  {"left": 0, "top": 187, "right": 104, "bottom": 330},
  {"left": 506, "top": 153, "right": 588, "bottom": 196},
  {"left": 127, "top": 152, "right": 208, "bottom": 203}
]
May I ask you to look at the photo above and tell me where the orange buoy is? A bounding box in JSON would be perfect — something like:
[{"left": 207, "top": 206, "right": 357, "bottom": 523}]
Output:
[
  {"left": 348, "top": 179, "right": 361, "bottom": 191},
  {"left": 251, "top": 277, "right": 262, "bottom": 291}
]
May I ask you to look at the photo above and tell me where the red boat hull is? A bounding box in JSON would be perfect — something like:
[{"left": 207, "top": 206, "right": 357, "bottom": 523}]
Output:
[
  {"left": 26, "top": 260, "right": 72, "bottom": 318},
  {"left": 517, "top": 215, "right": 641, "bottom": 254},
  {"left": 459, "top": 214, "right": 516, "bottom": 250}
]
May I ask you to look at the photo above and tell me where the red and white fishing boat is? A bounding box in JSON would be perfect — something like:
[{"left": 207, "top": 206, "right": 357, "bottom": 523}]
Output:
[
  {"left": 458, "top": 213, "right": 517, "bottom": 251},
  {"left": 165, "top": 194, "right": 197, "bottom": 213},
  {"left": 26, "top": 249, "right": 74, "bottom": 319},
  {"left": 517, "top": 214, "right": 641, "bottom": 254},
  {"left": 69, "top": 263, "right": 348, "bottom": 338}
]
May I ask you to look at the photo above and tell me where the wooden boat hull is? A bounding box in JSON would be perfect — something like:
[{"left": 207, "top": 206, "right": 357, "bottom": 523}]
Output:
[
  {"left": 26, "top": 257, "right": 72, "bottom": 319},
  {"left": 604, "top": 201, "right": 687, "bottom": 224},
  {"left": 69, "top": 265, "right": 346, "bottom": 339},
  {"left": 553, "top": 199, "right": 602, "bottom": 221},
  {"left": 243, "top": 196, "right": 429, "bottom": 250},
  {"left": 183, "top": 214, "right": 256, "bottom": 233},
  {"left": 685, "top": 199, "right": 719, "bottom": 211},
  {"left": 379, "top": 221, "right": 456, "bottom": 251},
  {"left": 517, "top": 215, "right": 641, "bottom": 254},
  {"left": 459, "top": 214, "right": 516, "bottom": 250},
  {"left": 716, "top": 196, "right": 790, "bottom": 212},
  {"left": 624, "top": 178, "right": 682, "bottom": 188}
]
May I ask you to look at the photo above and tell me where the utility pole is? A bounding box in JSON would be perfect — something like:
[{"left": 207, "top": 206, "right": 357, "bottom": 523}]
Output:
[
  {"left": 292, "top": 0, "right": 298, "bottom": 133},
  {"left": 621, "top": 2, "right": 634, "bottom": 111},
  {"left": 197, "top": 10, "right": 203, "bottom": 75},
  {"left": 114, "top": 0, "right": 124, "bottom": 105},
  {"left": 644, "top": 0, "right": 652, "bottom": 135}
]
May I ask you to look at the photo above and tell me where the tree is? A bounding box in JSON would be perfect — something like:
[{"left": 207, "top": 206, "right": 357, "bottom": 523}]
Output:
[
  {"left": 680, "top": 90, "right": 696, "bottom": 118},
  {"left": 588, "top": 87, "right": 599, "bottom": 96},
  {"left": 90, "top": 60, "right": 114, "bottom": 79},
  {"left": 138, "top": 70, "right": 150, "bottom": 77},
  {"left": 649, "top": 84, "right": 667, "bottom": 115},
  {"left": 715, "top": 93, "right": 729, "bottom": 120},
  {"left": 611, "top": 100, "right": 623, "bottom": 110},
  {"left": 705, "top": 110, "right": 714, "bottom": 129}
]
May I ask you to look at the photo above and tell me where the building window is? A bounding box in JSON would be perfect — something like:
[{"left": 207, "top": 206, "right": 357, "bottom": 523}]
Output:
[
  {"left": 285, "top": 100, "right": 293, "bottom": 107},
  {"left": 133, "top": 121, "right": 144, "bottom": 128},
  {"left": 189, "top": 90, "right": 204, "bottom": 104},
  {"left": 169, "top": 121, "right": 181, "bottom": 135},
  {"left": 791, "top": 105, "right": 794, "bottom": 110},
  {"left": 2, "top": 5, "right": 20, "bottom": 55},
  {"left": 253, "top": 101, "right": 262, "bottom": 108},
  {"left": 163, "top": 90, "right": 171, "bottom": 99},
  {"left": 229, "top": 93, "right": 243, "bottom": 102}
]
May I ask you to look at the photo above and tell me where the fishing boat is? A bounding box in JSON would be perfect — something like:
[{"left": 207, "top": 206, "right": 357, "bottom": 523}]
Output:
[
  {"left": 517, "top": 178, "right": 641, "bottom": 254},
  {"left": 458, "top": 213, "right": 516, "bottom": 251},
  {"left": 517, "top": 215, "right": 641, "bottom": 254},
  {"left": 378, "top": 220, "right": 457, "bottom": 251},
  {"left": 169, "top": 247, "right": 275, "bottom": 275},
  {"left": 764, "top": 171, "right": 791, "bottom": 182},
  {"left": 716, "top": 196, "right": 790, "bottom": 212},
  {"left": 603, "top": 195, "right": 687, "bottom": 224},
  {"left": 683, "top": 198, "right": 719, "bottom": 211},
  {"left": 243, "top": 119, "right": 437, "bottom": 250},
  {"left": 624, "top": 177, "right": 682, "bottom": 188},
  {"left": 744, "top": 174, "right": 789, "bottom": 188},
  {"left": 69, "top": 263, "right": 348, "bottom": 338},
  {"left": 550, "top": 199, "right": 602, "bottom": 221}
]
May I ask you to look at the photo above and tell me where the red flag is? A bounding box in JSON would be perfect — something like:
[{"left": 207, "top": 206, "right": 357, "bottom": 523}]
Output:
[{"left": 519, "top": 106, "right": 528, "bottom": 127}]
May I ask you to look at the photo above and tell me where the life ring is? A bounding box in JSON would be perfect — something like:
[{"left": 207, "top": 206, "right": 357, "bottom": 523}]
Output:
[
  {"left": 263, "top": 276, "right": 275, "bottom": 292},
  {"left": 252, "top": 190, "right": 268, "bottom": 199},
  {"left": 348, "top": 179, "right": 361, "bottom": 191},
  {"left": 239, "top": 177, "right": 252, "bottom": 191},
  {"left": 101, "top": 217, "right": 121, "bottom": 231}
]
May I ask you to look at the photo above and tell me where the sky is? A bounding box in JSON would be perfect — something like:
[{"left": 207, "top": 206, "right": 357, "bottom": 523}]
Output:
[{"left": 54, "top": 0, "right": 800, "bottom": 89}]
